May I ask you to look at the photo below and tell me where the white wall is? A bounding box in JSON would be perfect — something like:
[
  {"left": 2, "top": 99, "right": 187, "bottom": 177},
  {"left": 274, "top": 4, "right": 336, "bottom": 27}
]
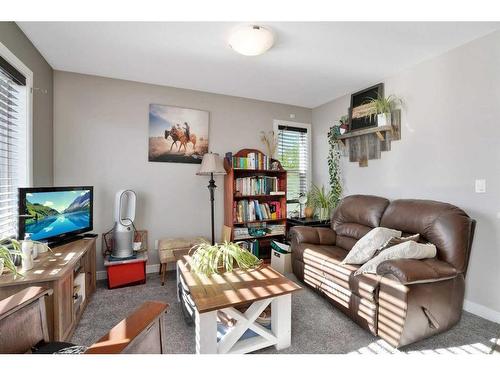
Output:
[
  {"left": 53, "top": 71, "right": 311, "bottom": 271},
  {"left": 312, "top": 30, "right": 500, "bottom": 321}
]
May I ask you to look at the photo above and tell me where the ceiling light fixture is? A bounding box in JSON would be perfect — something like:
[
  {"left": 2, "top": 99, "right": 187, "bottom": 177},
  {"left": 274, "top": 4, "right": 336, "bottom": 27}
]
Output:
[{"left": 229, "top": 25, "right": 274, "bottom": 56}]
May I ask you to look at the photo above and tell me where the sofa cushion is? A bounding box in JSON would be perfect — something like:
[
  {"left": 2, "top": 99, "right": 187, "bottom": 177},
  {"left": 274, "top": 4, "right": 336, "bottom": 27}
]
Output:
[
  {"left": 298, "top": 243, "right": 382, "bottom": 302},
  {"left": 293, "top": 242, "right": 347, "bottom": 263},
  {"left": 331, "top": 195, "right": 390, "bottom": 252},
  {"left": 332, "top": 195, "right": 390, "bottom": 229},
  {"left": 380, "top": 199, "right": 474, "bottom": 273}
]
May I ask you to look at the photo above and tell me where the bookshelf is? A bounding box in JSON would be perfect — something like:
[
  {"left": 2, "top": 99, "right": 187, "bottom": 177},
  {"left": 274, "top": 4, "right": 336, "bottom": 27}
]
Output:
[{"left": 224, "top": 149, "right": 287, "bottom": 261}]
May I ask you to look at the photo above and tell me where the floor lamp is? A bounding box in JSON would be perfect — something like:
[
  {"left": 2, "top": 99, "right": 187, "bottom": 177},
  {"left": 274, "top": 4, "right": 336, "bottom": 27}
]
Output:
[{"left": 197, "top": 153, "right": 226, "bottom": 245}]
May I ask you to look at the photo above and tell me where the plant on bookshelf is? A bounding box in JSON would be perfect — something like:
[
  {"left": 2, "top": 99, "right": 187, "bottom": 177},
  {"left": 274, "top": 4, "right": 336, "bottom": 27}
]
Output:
[{"left": 224, "top": 149, "right": 287, "bottom": 260}]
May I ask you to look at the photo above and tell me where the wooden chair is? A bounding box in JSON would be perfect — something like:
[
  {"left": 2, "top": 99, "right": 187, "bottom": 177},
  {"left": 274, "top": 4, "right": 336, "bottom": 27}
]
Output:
[{"left": 0, "top": 286, "right": 169, "bottom": 354}]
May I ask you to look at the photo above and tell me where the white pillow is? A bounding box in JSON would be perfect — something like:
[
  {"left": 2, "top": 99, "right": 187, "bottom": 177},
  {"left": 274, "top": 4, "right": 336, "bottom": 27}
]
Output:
[
  {"left": 341, "top": 227, "right": 402, "bottom": 265},
  {"left": 354, "top": 240, "right": 437, "bottom": 275}
]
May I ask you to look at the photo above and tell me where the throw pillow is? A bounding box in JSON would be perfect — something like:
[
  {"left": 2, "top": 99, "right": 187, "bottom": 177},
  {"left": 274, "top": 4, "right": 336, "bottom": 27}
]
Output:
[
  {"left": 341, "top": 227, "right": 402, "bottom": 265},
  {"left": 354, "top": 240, "right": 437, "bottom": 275},
  {"left": 371, "top": 233, "right": 420, "bottom": 258}
]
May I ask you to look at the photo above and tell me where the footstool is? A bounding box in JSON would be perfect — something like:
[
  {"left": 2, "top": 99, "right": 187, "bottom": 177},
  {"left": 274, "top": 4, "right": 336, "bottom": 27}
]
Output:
[{"left": 158, "top": 237, "right": 207, "bottom": 285}]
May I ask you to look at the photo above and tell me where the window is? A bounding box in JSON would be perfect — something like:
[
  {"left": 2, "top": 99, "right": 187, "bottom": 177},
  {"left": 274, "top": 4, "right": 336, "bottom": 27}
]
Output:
[
  {"left": 274, "top": 121, "right": 311, "bottom": 216},
  {"left": 0, "top": 45, "right": 31, "bottom": 238}
]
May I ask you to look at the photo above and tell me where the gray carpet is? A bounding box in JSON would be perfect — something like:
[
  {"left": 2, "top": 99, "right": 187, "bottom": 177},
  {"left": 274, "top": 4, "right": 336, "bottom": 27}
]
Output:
[{"left": 72, "top": 272, "right": 500, "bottom": 354}]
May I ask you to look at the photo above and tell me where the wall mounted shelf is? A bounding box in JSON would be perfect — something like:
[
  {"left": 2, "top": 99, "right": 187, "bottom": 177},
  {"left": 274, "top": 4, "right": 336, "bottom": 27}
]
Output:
[{"left": 337, "top": 109, "right": 401, "bottom": 167}]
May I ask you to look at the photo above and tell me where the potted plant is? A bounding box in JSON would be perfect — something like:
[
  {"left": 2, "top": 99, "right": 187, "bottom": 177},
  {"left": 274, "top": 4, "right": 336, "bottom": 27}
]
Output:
[
  {"left": 189, "top": 241, "right": 262, "bottom": 276},
  {"left": 0, "top": 238, "right": 23, "bottom": 277},
  {"left": 308, "top": 184, "right": 335, "bottom": 220},
  {"left": 366, "top": 94, "right": 403, "bottom": 127},
  {"left": 302, "top": 190, "right": 315, "bottom": 218}
]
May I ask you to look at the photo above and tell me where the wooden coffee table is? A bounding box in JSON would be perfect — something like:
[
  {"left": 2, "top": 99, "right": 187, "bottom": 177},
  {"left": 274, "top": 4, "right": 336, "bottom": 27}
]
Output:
[{"left": 176, "top": 255, "right": 301, "bottom": 354}]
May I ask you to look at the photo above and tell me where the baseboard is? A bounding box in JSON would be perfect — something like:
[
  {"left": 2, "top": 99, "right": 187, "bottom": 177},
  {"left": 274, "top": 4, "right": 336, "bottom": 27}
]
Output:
[
  {"left": 463, "top": 299, "right": 500, "bottom": 324},
  {"left": 96, "top": 263, "right": 165, "bottom": 281}
]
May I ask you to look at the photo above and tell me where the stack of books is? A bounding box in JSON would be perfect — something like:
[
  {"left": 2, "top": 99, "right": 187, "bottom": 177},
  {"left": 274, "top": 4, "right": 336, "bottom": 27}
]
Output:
[
  {"left": 233, "top": 227, "right": 250, "bottom": 240},
  {"left": 235, "top": 176, "right": 282, "bottom": 196},
  {"left": 233, "top": 200, "right": 282, "bottom": 223},
  {"left": 230, "top": 152, "right": 271, "bottom": 170},
  {"left": 267, "top": 224, "right": 286, "bottom": 236}
]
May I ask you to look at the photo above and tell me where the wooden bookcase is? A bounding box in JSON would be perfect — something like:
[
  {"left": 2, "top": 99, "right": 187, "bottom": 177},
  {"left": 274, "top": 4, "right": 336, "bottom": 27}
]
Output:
[{"left": 224, "top": 149, "right": 287, "bottom": 260}]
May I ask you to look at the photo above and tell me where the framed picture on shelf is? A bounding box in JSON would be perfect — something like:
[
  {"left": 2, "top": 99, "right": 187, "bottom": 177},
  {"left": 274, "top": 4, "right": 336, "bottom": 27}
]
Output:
[
  {"left": 348, "top": 83, "right": 384, "bottom": 132},
  {"left": 148, "top": 104, "right": 209, "bottom": 164}
]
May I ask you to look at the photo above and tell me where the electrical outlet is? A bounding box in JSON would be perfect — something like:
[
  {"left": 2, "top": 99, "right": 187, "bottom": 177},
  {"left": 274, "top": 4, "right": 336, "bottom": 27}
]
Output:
[{"left": 475, "top": 179, "right": 486, "bottom": 193}]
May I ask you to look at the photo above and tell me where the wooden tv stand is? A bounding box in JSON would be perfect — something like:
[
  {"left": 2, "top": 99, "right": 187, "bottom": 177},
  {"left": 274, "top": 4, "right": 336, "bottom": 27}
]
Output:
[{"left": 0, "top": 238, "right": 96, "bottom": 341}]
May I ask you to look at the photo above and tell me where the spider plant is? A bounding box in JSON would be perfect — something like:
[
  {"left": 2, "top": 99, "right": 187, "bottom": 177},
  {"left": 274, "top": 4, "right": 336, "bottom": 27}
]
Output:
[
  {"left": 189, "top": 241, "right": 262, "bottom": 276},
  {"left": 308, "top": 184, "right": 335, "bottom": 209},
  {"left": 308, "top": 184, "right": 336, "bottom": 220},
  {"left": 0, "top": 238, "right": 23, "bottom": 277},
  {"left": 366, "top": 93, "right": 403, "bottom": 116}
]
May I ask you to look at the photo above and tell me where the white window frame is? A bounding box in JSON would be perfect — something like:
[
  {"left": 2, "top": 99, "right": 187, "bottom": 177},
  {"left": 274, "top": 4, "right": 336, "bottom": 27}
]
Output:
[
  {"left": 273, "top": 119, "right": 312, "bottom": 194},
  {"left": 0, "top": 41, "right": 33, "bottom": 187}
]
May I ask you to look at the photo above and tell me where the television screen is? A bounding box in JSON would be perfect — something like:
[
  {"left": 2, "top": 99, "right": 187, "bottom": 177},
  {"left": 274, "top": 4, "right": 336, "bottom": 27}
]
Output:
[{"left": 19, "top": 186, "right": 93, "bottom": 242}]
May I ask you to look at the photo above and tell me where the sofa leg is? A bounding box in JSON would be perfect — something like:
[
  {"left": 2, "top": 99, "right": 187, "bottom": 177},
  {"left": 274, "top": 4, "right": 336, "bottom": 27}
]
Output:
[{"left": 160, "top": 263, "right": 166, "bottom": 286}]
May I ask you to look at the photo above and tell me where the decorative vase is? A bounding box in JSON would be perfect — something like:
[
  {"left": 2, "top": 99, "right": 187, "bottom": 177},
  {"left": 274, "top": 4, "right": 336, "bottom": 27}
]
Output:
[
  {"left": 0, "top": 259, "right": 4, "bottom": 276},
  {"left": 318, "top": 207, "right": 330, "bottom": 221},
  {"left": 377, "top": 112, "right": 391, "bottom": 127},
  {"left": 304, "top": 206, "right": 314, "bottom": 218}
]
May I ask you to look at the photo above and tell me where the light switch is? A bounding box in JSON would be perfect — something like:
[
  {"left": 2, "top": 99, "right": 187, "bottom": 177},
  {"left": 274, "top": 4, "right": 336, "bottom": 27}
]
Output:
[{"left": 475, "top": 179, "right": 486, "bottom": 193}]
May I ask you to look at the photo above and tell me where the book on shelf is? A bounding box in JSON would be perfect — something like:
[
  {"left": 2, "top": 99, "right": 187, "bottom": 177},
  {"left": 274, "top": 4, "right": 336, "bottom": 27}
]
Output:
[
  {"left": 236, "top": 239, "right": 259, "bottom": 257},
  {"left": 233, "top": 199, "right": 282, "bottom": 223},
  {"left": 230, "top": 152, "right": 271, "bottom": 170},
  {"left": 235, "top": 176, "right": 279, "bottom": 196}
]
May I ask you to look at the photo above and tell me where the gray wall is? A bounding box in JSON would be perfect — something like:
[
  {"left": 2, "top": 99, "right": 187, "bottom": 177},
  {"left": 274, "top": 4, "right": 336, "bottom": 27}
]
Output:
[
  {"left": 53, "top": 71, "right": 311, "bottom": 271},
  {"left": 0, "top": 22, "right": 53, "bottom": 186},
  {"left": 312, "top": 30, "right": 500, "bottom": 320}
]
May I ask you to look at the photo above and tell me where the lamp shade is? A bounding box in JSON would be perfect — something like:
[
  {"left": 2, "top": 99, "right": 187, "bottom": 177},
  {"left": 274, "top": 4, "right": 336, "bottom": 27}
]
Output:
[{"left": 197, "top": 152, "right": 226, "bottom": 176}]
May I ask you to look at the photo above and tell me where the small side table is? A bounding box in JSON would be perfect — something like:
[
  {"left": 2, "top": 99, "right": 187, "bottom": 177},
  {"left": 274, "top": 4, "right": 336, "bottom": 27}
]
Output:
[
  {"left": 287, "top": 217, "right": 331, "bottom": 228},
  {"left": 104, "top": 252, "right": 148, "bottom": 289}
]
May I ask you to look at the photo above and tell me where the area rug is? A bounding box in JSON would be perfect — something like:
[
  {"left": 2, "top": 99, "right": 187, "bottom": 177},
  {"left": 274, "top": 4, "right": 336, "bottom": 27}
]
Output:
[{"left": 71, "top": 272, "right": 500, "bottom": 354}]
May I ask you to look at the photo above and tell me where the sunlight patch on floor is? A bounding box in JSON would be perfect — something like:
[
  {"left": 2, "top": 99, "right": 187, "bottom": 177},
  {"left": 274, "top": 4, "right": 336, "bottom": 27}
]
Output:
[{"left": 348, "top": 338, "right": 495, "bottom": 354}]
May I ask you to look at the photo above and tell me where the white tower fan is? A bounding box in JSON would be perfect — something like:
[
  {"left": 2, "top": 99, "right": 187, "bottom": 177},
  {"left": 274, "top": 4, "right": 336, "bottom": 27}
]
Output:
[{"left": 112, "top": 190, "right": 137, "bottom": 258}]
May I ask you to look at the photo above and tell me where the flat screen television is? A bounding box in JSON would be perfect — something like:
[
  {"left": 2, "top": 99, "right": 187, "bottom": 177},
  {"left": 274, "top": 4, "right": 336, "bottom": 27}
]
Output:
[{"left": 18, "top": 186, "right": 93, "bottom": 245}]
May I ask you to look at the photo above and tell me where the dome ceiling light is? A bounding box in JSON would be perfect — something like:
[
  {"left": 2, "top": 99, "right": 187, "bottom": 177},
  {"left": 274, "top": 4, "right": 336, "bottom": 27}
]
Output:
[{"left": 228, "top": 25, "right": 275, "bottom": 56}]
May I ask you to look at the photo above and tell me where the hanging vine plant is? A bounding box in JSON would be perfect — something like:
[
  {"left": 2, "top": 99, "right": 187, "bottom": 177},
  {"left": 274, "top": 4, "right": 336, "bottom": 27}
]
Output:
[{"left": 327, "top": 124, "right": 343, "bottom": 208}]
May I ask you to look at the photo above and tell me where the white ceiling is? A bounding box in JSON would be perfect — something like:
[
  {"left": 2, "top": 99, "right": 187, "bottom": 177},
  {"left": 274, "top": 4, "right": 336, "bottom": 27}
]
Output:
[{"left": 18, "top": 22, "right": 500, "bottom": 108}]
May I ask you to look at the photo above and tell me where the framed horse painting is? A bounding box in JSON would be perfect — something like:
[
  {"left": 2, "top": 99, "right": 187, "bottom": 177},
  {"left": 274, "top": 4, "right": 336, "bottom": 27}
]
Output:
[{"left": 148, "top": 104, "right": 209, "bottom": 163}]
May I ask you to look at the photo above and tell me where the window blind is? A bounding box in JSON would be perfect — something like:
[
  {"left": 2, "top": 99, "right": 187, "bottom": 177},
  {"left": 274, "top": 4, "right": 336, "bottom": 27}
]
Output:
[
  {"left": 0, "top": 56, "right": 27, "bottom": 238},
  {"left": 276, "top": 125, "right": 309, "bottom": 213}
]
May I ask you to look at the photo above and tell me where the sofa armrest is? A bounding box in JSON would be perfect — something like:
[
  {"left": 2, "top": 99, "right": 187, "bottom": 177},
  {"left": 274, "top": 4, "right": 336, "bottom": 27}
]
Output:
[
  {"left": 376, "top": 258, "right": 458, "bottom": 285},
  {"left": 290, "top": 226, "right": 336, "bottom": 246}
]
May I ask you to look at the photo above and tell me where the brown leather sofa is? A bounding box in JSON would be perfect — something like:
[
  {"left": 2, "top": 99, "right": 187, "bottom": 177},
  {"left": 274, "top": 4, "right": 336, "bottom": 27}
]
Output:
[{"left": 290, "top": 195, "right": 476, "bottom": 348}]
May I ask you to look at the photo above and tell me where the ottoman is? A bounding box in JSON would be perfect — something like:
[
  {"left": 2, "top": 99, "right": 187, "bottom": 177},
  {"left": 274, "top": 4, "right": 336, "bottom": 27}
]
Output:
[{"left": 158, "top": 237, "right": 207, "bottom": 285}]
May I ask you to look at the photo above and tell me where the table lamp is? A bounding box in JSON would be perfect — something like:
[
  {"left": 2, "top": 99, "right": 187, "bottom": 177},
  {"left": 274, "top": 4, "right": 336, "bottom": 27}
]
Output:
[{"left": 197, "top": 152, "right": 227, "bottom": 245}]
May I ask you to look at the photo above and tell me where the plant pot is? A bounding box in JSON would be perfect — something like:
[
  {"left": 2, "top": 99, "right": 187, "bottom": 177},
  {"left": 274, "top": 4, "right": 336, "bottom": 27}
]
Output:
[
  {"left": 304, "top": 206, "right": 314, "bottom": 218},
  {"left": 318, "top": 207, "right": 330, "bottom": 221},
  {"left": 377, "top": 112, "right": 391, "bottom": 127},
  {"left": 0, "top": 259, "right": 4, "bottom": 276}
]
